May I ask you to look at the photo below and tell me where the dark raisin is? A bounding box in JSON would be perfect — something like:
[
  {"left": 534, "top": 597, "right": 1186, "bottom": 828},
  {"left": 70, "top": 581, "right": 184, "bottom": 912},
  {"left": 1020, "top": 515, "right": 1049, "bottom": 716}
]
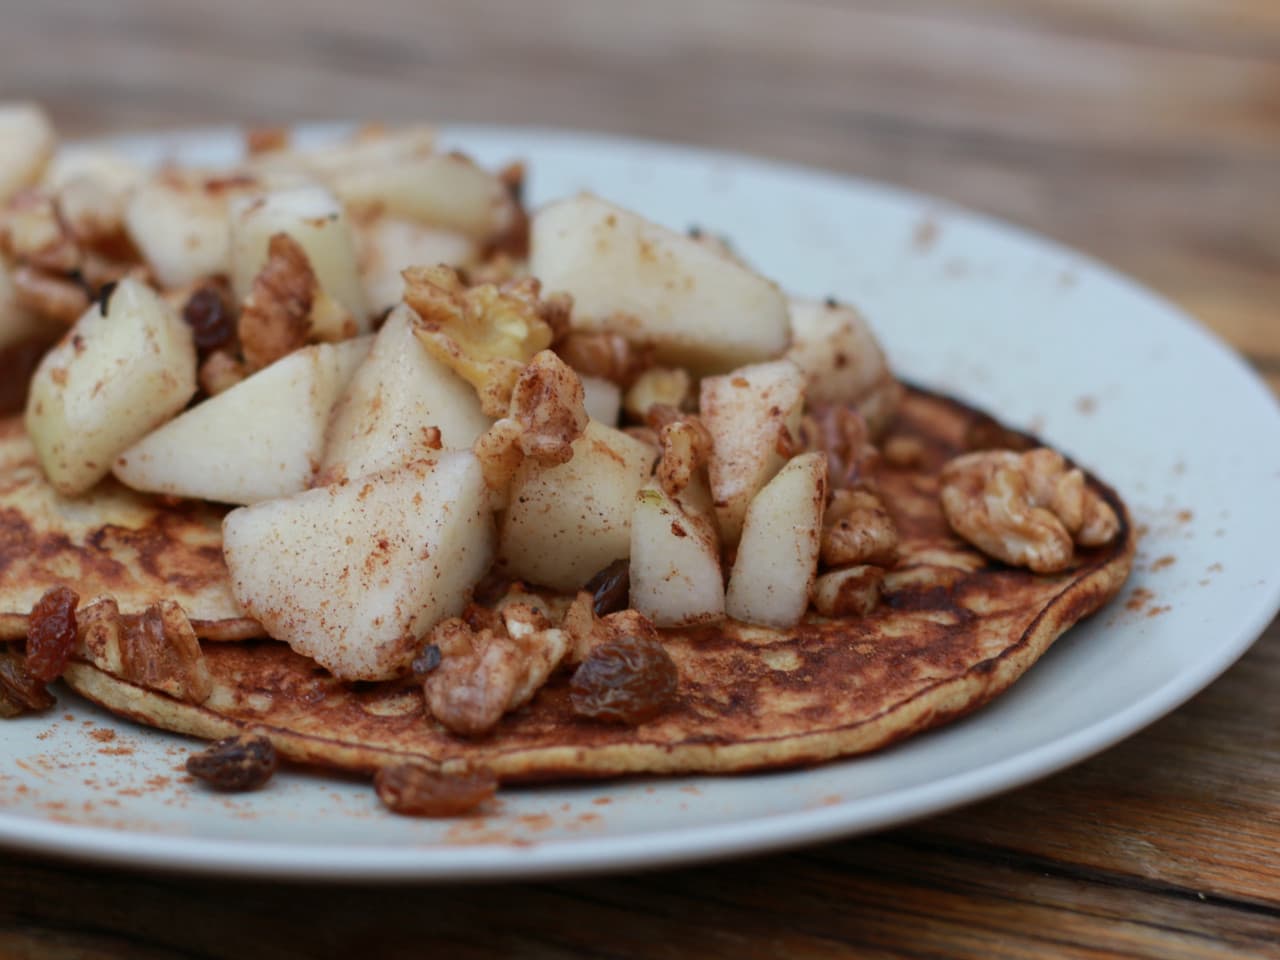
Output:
[
  {"left": 186, "top": 734, "right": 278, "bottom": 791},
  {"left": 374, "top": 763, "right": 498, "bottom": 817},
  {"left": 0, "top": 648, "right": 56, "bottom": 718},
  {"left": 182, "top": 284, "right": 235, "bottom": 351},
  {"left": 585, "top": 558, "right": 630, "bottom": 616},
  {"left": 570, "top": 634, "right": 678, "bottom": 724},
  {"left": 470, "top": 568, "right": 511, "bottom": 606},
  {"left": 95, "top": 281, "right": 119, "bottom": 314},
  {"left": 411, "top": 644, "right": 442, "bottom": 676},
  {"left": 25, "top": 586, "right": 79, "bottom": 683}
]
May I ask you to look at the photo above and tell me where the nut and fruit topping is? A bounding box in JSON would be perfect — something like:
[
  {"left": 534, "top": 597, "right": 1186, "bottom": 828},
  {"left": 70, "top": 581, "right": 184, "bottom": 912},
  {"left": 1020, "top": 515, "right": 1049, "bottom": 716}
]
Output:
[
  {"left": 374, "top": 762, "right": 498, "bottom": 817},
  {"left": 25, "top": 585, "right": 79, "bottom": 683},
  {"left": 570, "top": 633, "right": 678, "bottom": 724}
]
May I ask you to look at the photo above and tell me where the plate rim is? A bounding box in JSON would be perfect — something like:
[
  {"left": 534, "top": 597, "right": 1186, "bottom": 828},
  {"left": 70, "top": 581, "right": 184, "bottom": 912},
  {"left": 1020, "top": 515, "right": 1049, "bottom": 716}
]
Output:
[{"left": 2, "top": 122, "right": 1278, "bottom": 880}]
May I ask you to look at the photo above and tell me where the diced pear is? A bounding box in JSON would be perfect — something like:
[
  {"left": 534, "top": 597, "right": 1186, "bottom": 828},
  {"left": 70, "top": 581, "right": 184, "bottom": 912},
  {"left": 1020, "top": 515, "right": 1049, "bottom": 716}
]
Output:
[
  {"left": 229, "top": 185, "right": 369, "bottom": 337},
  {"left": 320, "top": 305, "right": 490, "bottom": 484},
  {"left": 24, "top": 279, "right": 196, "bottom": 496},
  {"left": 629, "top": 485, "right": 724, "bottom": 627},
  {"left": 529, "top": 195, "right": 789, "bottom": 373},
  {"left": 355, "top": 218, "right": 478, "bottom": 315},
  {"left": 0, "top": 103, "right": 55, "bottom": 203},
  {"left": 250, "top": 126, "right": 437, "bottom": 182},
  {"left": 0, "top": 257, "right": 50, "bottom": 350},
  {"left": 42, "top": 148, "right": 143, "bottom": 195},
  {"left": 125, "top": 176, "right": 245, "bottom": 288},
  {"left": 223, "top": 454, "right": 494, "bottom": 681},
  {"left": 725, "top": 452, "right": 827, "bottom": 628},
  {"left": 700, "top": 359, "right": 806, "bottom": 545},
  {"left": 114, "top": 338, "right": 371, "bottom": 504},
  {"left": 499, "top": 420, "right": 657, "bottom": 591},
  {"left": 580, "top": 375, "right": 622, "bottom": 426},
  {"left": 331, "top": 152, "right": 515, "bottom": 240},
  {"left": 786, "top": 297, "right": 900, "bottom": 432}
]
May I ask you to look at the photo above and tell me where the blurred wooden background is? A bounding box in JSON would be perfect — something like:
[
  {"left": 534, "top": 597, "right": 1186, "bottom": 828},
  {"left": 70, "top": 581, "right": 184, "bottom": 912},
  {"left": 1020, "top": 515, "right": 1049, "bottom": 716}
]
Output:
[{"left": 2, "top": 1, "right": 1278, "bottom": 957}]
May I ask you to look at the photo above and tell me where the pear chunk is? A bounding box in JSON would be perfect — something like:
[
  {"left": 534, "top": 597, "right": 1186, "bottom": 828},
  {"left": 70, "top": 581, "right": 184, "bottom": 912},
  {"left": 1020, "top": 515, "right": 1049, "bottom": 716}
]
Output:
[
  {"left": 629, "top": 485, "right": 724, "bottom": 627},
  {"left": 25, "top": 278, "right": 196, "bottom": 496},
  {"left": 229, "top": 184, "right": 370, "bottom": 338},
  {"left": 355, "top": 218, "right": 477, "bottom": 316},
  {"left": 529, "top": 195, "right": 789, "bottom": 374},
  {"left": 699, "top": 359, "right": 806, "bottom": 545},
  {"left": 499, "top": 420, "right": 657, "bottom": 591},
  {"left": 725, "top": 452, "right": 827, "bottom": 628},
  {"left": 124, "top": 177, "right": 236, "bottom": 288},
  {"left": 0, "top": 103, "right": 55, "bottom": 203},
  {"left": 223, "top": 454, "right": 494, "bottom": 681},
  {"left": 320, "top": 305, "right": 490, "bottom": 484},
  {"left": 114, "top": 338, "right": 370, "bottom": 504},
  {"left": 580, "top": 375, "right": 622, "bottom": 426}
]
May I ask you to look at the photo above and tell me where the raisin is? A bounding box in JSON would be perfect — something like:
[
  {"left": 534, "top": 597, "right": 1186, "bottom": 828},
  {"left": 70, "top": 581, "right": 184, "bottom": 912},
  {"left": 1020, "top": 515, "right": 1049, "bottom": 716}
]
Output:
[
  {"left": 411, "top": 643, "right": 442, "bottom": 676},
  {"left": 0, "top": 648, "right": 56, "bottom": 718},
  {"left": 186, "top": 734, "right": 278, "bottom": 791},
  {"left": 470, "top": 568, "right": 511, "bottom": 607},
  {"left": 570, "top": 634, "right": 678, "bottom": 724},
  {"left": 585, "top": 559, "right": 630, "bottom": 617},
  {"left": 183, "top": 283, "right": 235, "bottom": 351},
  {"left": 25, "top": 586, "right": 79, "bottom": 683},
  {"left": 374, "top": 763, "right": 498, "bottom": 817}
]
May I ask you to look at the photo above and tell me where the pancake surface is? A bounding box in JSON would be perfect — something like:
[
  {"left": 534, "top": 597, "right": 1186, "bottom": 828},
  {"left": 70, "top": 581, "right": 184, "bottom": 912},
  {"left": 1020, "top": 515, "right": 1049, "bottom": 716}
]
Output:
[
  {"left": 0, "top": 418, "right": 258, "bottom": 640},
  {"left": 61, "top": 386, "right": 1135, "bottom": 779}
]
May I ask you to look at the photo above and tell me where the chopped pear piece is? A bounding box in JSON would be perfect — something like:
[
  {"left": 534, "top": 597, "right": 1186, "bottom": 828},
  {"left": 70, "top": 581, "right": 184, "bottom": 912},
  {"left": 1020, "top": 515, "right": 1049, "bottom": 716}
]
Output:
[
  {"left": 320, "top": 305, "right": 490, "bottom": 484},
  {"left": 250, "top": 126, "right": 437, "bottom": 182},
  {"left": 499, "top": 421, "right": 657, "bottom": 592},
  {"left": 580, "top": 375, "right": 622, "bottom": 426},
  {"left": 786, "top": 297, "right": 901, "bottom": 434},
  {"left": 331, "top": 152, "right": 516, "bottom": 240},
  {"left": 223, "top": 454, "right": 494, "bottom": 681},
  {"left": 529, "top": 194, "right": 789, "bottom": 373},
  {"left": 630, "top": 485, "right": 724, "bottom": 627},
  {"left": 0, "top": 103, "right": 55, "bottom": 203},
  {"left": 124, "top": 176, "right": 237, "bottom": 288},
  {"left": 355, "top": 218, "right": 478, "bottom": 315},
  {"left": 25, "top": 278, "right": 196, "bottom": 496},
  {"left": 700, "top": 359, "right": 805, "bottom": 545},
  {"left": 229, "top": 185, "right": 369, "bottom": 337},
  {"left": 114, "top": 338, "right": 371, "bottom": 504},
  {"left": 725, "top": 452, "right": 827, "bottom": 628}
]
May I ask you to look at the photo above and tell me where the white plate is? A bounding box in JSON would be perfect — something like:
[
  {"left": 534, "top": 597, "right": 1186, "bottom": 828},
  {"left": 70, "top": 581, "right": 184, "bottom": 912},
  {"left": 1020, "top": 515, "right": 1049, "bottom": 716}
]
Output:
[{"left": 2, "top": 127, "right": 1278, "bottom": 880}]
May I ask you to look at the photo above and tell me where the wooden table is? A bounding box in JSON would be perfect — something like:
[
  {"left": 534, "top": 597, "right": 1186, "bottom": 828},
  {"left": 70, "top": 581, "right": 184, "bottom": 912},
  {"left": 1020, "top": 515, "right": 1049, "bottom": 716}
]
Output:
[{"left": 3, "top": 1, "right": 1278, "bottom": 956}]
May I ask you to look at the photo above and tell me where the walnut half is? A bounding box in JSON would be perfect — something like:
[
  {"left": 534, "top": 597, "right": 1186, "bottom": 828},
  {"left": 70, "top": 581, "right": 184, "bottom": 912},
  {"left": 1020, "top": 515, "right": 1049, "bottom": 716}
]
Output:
[{"left": 940, "top": 448, "right": 1120, "bottom": 573}]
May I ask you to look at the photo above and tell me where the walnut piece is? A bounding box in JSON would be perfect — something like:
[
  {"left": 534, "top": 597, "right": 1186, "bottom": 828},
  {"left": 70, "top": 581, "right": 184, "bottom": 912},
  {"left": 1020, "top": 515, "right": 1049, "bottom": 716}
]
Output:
[
  {"left": 75, "top": 597, "right": 213, "bottom": 704},
  {"left": 799, "top": 404, "right": 881, "bottom": 492},
  {"left": 812, "top": 565, "right": 884, "bottom": 618},
  {"left": 238, "top": 232, "right": 314, "bottom": 371},
  {"left": 623, "top": 366, "right": 691, "bottom": 421},
  {"left": 821, "top": 488, "right": 899, "bottom": 568},
  {"left": 555, "top": 330, "right": 651, "bottom": 388},
  {"left": 421, "top": 602, "right": 571, "bottom": 736},
  {"left": 2, "top": 191, "right": 79, "bottom": 273},
  {"left": 404, "top": 265, "right": 560, "bottom": 417},
  {"left": 471, "top": 417, "right": 525, "bottom": 510},
  {"left": 198, "top": 349, "right": 247, "bottom": 397},
  {"left": 940, "top": 448, "right": 1120, "bottom": 573},
  {"left": 649, "top": 406, "right": 712, "bottom": 499},
  {"left": 10, "top": 264, "right": 88, "bottom": 324},
  {"left": 508, "top": 349, "right": 588, "bottom": 465}
]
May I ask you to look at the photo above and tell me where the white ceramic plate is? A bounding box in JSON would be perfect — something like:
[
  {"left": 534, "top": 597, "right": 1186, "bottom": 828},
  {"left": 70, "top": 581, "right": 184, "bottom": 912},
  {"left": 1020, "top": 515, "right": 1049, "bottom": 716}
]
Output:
[{"left": 2, "top": 127, "right": 1278, "bottom": 880}]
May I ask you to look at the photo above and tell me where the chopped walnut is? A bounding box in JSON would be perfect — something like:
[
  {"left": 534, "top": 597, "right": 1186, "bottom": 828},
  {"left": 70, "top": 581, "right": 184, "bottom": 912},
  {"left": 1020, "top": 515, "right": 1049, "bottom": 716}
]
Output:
[
  {"left": 75, "top": 597, "right": 213, "bottom": 704},
  {"left": 198, "top": 349, "right": 247, "bottom": 396},
  {"left": 812, "top": 565, "right": 884, "bottom": 618},
  {"left": 940, "top": 448, "right": 1119, "bottom": 573},
  {"left": 821, "top": 488, "right": 899, "bottom": 568},
  {"left": 561, "top": 593, "right": 659, "bottom": 665},
  {"left": 554, "top": 330, "right": 651, "bottom": 388},
  {"left": 471, "top": 417, "right": 526, "bottom": 510},
  {"left": 11, "top": 264, "right": 88, "bottom": 325},
  {"left": 404, "top": 265, "right": 560, "bottom": 417},
  {"left": 462, "top": 253, "right": 525, "bottom": 287},
  {"left": 422, "top": 603, "right": 571, "bottom": 736},
  {"left": 649, "top": 406, "right": 712, "bottom": 499},
  {"left": 508, "top": 349, "right": 588, "bottom": 465},
  {"left": 2, "top": 190, "right": 79, "bottom": 273},
  {"left": 623, "top": 366, "right": 691, "bottom": 421},
  {"left": 799, "top": 404, "right": 881, "bottom": 492},
  {"left": 238, "top": 232, "right": 314, "bottom": 371}
]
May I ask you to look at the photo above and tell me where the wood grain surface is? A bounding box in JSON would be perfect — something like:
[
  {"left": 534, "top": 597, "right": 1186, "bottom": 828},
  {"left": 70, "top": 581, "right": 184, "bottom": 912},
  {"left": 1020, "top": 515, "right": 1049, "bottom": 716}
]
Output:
[{"left": 2, "top": 0, "right": 1278, "bottom": 957}]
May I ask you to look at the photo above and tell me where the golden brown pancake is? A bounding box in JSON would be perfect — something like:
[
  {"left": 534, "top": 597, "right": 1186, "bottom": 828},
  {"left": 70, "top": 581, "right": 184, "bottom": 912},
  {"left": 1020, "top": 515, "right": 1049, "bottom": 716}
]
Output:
[
  {"left": 60, "top": 386, "right": 1135, "bottom": 779},
  {"left": 0, "top": 418, "right": 259, "bottom": 641}
]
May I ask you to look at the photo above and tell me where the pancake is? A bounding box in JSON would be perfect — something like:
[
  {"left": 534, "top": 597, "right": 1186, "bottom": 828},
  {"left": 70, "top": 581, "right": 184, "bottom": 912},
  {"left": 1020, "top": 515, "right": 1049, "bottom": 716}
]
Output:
[
  {"left": 0, "top": 418, "right": 260, "bottom": 641},
  {"left": 60, "top": 386, "right": 1135, "bottom": 779}
]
